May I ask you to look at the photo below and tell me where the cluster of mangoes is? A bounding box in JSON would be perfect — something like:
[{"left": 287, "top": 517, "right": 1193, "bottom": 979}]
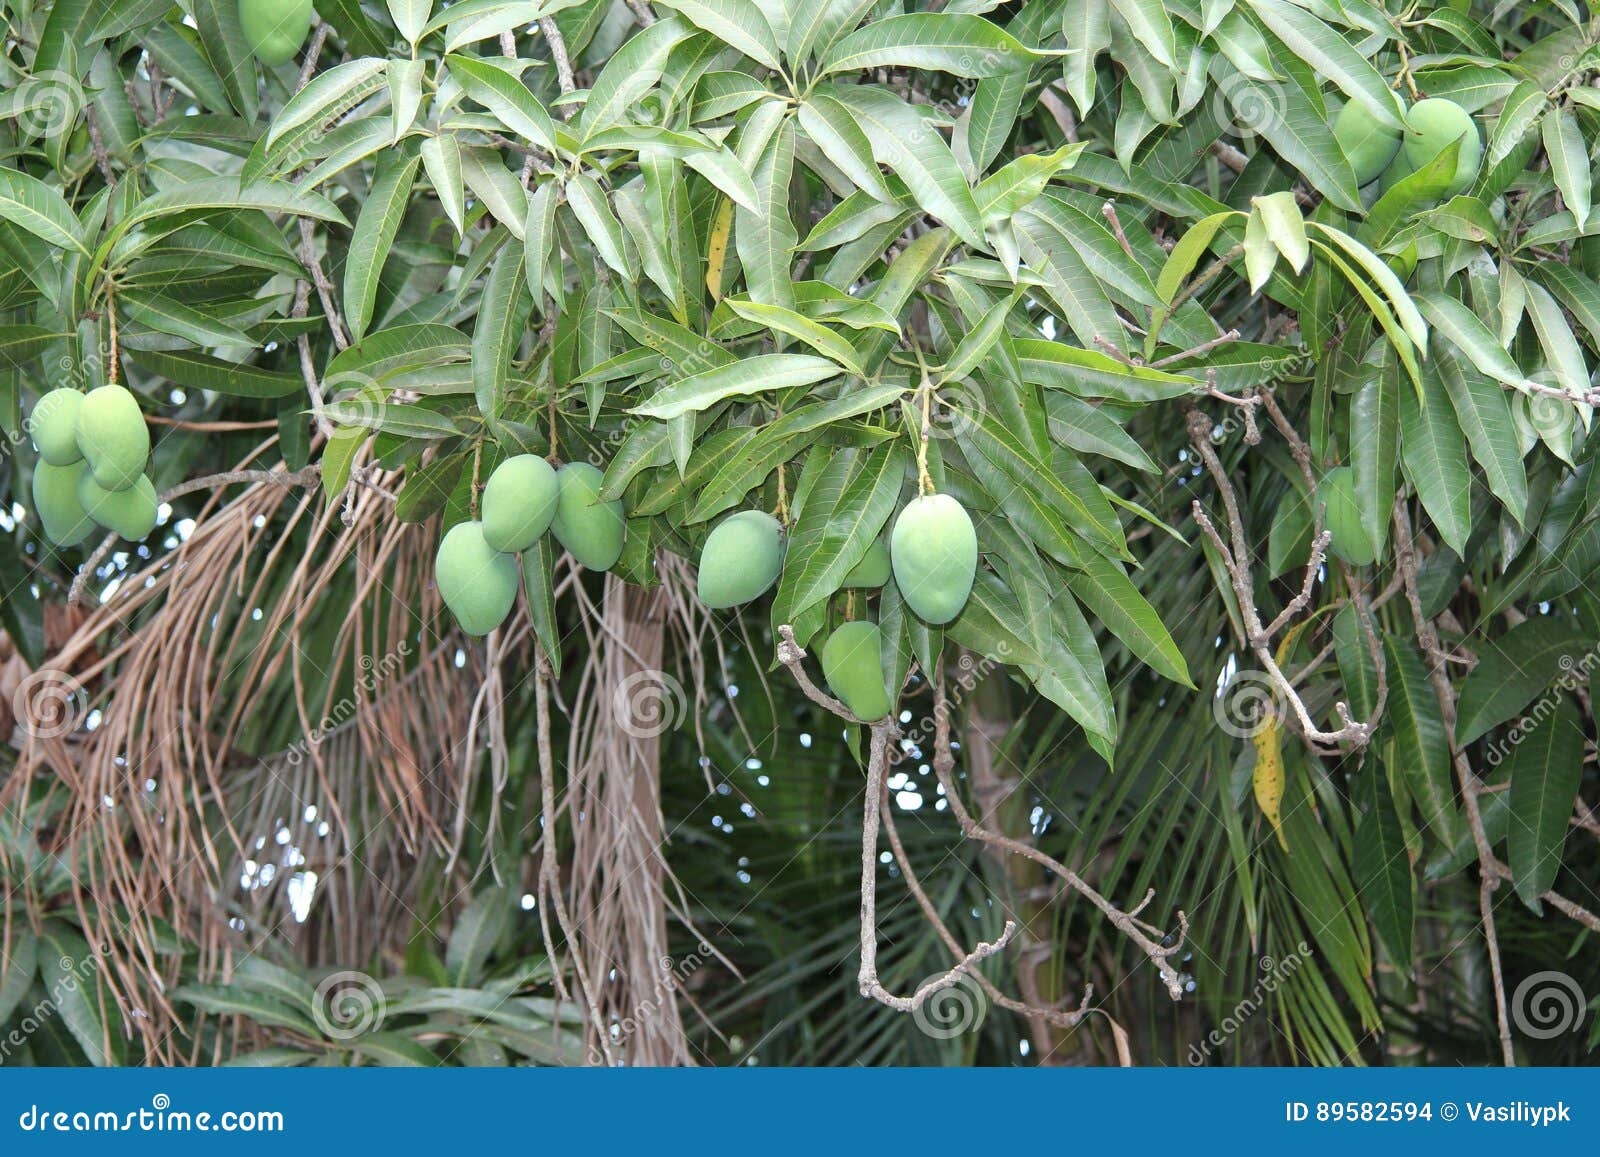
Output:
[
  {"left": 30, "top": 385, "right": 156, "bottom": 547},
  {"left": 695, "top": 492, "right": 978, "bottom": 723},
  {"left": 435, "top": 458, "right": 624, "bottom": 636},
  {"left": 1334, "top": 96, "right": 1482, "bottom": 197},
  {"left": 238, "top": 0, "right": 315, "bottom": 66}
]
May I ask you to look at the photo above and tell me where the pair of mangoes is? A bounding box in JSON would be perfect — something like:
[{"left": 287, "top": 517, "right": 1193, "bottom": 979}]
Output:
[
  {"left": 694, "top": 493, "right": 978, "bottom": 627},
  {"left": 31, "top": 385, "right": 156, "bottom": 546},
  {"left": 807, "top": 495, "right": 981, "bottom": 723},
  {"left": 1333, "top": 97, "right": 1481, "bottom": 196},
  {"left": 238, "top": 0, "right": 314, "bottom": 66},
  {"left": 435, "top": 457, "right": 625, "bottom": 636},
  {"left": 695, "top": 515, "right": 894, "bottom": 609}
]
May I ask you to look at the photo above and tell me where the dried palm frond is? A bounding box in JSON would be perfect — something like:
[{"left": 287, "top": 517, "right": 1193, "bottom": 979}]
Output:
[{"left": 6, "top": 447, "right": 489, "bottom": 1061}]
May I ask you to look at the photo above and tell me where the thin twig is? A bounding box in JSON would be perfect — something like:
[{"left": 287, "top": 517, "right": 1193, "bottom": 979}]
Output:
[
  {"left": 69, "top": 467, "right": 321, "bottom": 606},
  {"left": 857, "top": 719, "right": 1017, "bottom": 1010},
  {"left": 1187, "top": 408, "right": 1383, "bottom": 748}
]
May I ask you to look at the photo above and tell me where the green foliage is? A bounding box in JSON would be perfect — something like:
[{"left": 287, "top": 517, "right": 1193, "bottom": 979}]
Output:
[{"left": 2, "top": 0, "right": 1599, "bottom": 1068}]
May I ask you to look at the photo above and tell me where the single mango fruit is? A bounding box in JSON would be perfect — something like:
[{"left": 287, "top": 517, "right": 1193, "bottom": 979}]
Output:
[
  {"left": 435, "top": 521, "right": 519, "bottom": 637},
  {"left": 31, "top": 388, "right": 85, "bottom": 466},
  {"left": 697, "top": 510, "right": 784, "bottom": 609},
  {"left": 820, "top": 621, "right": 893, "bottom": 721},
  {"left": 890, "top": 493, "right": 977, "bottom": 624},
  {"left": 78, "top": 472, "right": 159, "bottom": 540},
  {"left": 1332, "top": 100, "right": 1401, "bottom": 186},
  {"left": 75, "top": 384, "right": 149, "bottom": 492},
  {"left": 842, "top": 537, "right": 891, "bottom": 589},
  {"left": 32, "top": 460, "right": 97, "bottom": 547},
  {"left": 1399, "top": 98, "right": 1481, "bottom": 198},
  {"left": 238, "top": 0, "right": 314, "bottom": 67},
  {"left": 481, "top": 454, "right": 559, "bottom": 553},
  {"left": 551, "top": 462, "right": 625, "bottom": 571}
]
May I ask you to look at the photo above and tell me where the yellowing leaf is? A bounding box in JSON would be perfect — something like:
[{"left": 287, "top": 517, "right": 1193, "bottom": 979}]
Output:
[
  {"left": 705, "top": 194, "right": 734, "bottom": 303},
  {"left": 1252, "top": 713, "right": 1288, "bottom": 852}
]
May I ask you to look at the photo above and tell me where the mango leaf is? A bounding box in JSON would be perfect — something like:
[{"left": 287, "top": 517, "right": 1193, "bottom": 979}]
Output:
[
  {"left": 1383, "top": 637, "right": 1466, "bottom": 851},
  {"left": 820, "top": 14, "right": 1042, "bottom": 77},
  {"left": 0, "top": 168, "right": 86, "bottom": 253},
  {"left": 1456, "top": 616, "right": 1594, "bottom": 746},
  {"left": 1066, "top": 553, "right": 1192, "bottom": 687},
  {"left": 344, "top": 151, "right": 421, "bottom": 342},
  {"left": 1398, "top": 365, "right": 1472, "bottom": 555},
  {"left": 631, "top": 354, "right": 841, "bottom": 419},
  {"left": 653, "top": 0, "right": 780, "bottom": 69},
  {"left": 266, "top": 59, "right": 390, "bottom": 151},
  {"left": 1353, "top": 768, "right": 1415, "bottom": 974},
  {"left": 1505, "top": 695, "right": 1585, "bottom": 911},
  {"left": 472, "top": 251, "right": 531, "bottom": 425},
  {"left": 1434, "top": 349, "right": 1527, "bottom": 524}
]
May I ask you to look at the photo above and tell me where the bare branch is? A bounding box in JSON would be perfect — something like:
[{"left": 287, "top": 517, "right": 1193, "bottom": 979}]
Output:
[
  {"left": 775, "top": 624, "right": 858, "bottom": 721},
  {"left": 928, "top": 675, "right": 1189, "bottom": 1001},
  {"left": 857, "top": 719, "right": 1018, "bottom": 1011},
  {"left": 1186, "top": 408, "right": 1383, "bottom": 748}
]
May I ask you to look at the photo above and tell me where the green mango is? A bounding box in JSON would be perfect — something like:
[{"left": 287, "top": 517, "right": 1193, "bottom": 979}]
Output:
[
  {"left": 32, "top": 461, "right": 96, "bottom": 547},
  {"left": 78, "top": 472, "right": 159, "bottom": 540},
  {"left": 697, "top": 510, "right": 784, "bottom": 609},
  {"left": 842, "top": 537, "right": 891, "bottom": 589},
  {"left": 238, "top": 0, "right": 314, "bottom": 67},
  {"left": 550, "top": 462, "right": 625, "bottom": 571},
  {"left": 31, "top": 388, "right": 84, "bottom": 466},
  {"left": 820, "top": 621, "right": 893, "bottom": 721},
  {"left": 1332, "top": 100, "right": 1401, "bottom": 186},
  {"left": 435, "top": 521, "right": 519, "bottom": 637},
  {"left": 1317, "top": 467, "right": 1376, "bottom": 566},
  {"left": 1399, "top": 98, "right": 1481, "bottom": 198},
  {"left": 75, "top": 384, "right": 149, "bottom": 492},
  {"left": 890, "top": 493, "right": 977, "bottom": 624},
  {"left": 481, "top": 454, "right": 559, "bottom": 553}
]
